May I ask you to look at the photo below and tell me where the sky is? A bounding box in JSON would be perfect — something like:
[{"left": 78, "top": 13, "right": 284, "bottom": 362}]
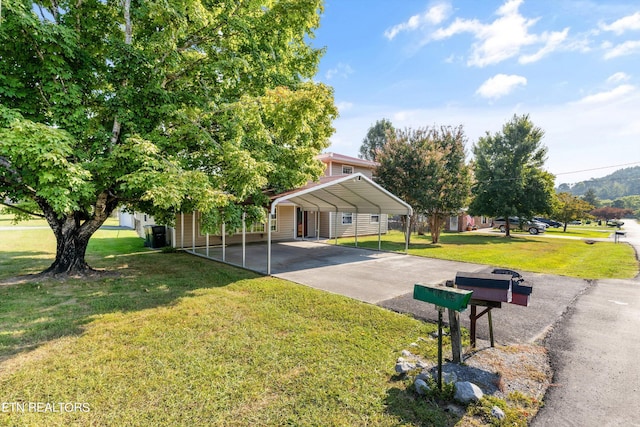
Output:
[{"left": 309, "top": 0, "right": 640, "bottom": 185}]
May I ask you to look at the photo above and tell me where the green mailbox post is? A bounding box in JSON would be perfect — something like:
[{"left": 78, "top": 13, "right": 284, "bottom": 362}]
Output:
[
  {"left": 413, "top": 283, "right": 473, "bottom": 311},
  {"left": 413, "top": 283, "right": 473, "bottom": 390}
]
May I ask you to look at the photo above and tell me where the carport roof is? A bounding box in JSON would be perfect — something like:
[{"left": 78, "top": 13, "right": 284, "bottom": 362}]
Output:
[{"left": 269, "top": 173, "right": 413, "bottom": 216}]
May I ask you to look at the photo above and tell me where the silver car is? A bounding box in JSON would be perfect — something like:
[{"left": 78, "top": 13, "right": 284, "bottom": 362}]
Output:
[{"left": 492, "top": 217, "right": 547, "bottom": 235}]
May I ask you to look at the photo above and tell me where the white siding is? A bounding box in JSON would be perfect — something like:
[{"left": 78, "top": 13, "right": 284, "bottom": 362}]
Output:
[
  {"left": 328, "top": 163, "right": 374, "bottom": 178},
  {"left": 173, "top": 206, "right": 296, "bottom": 248},
  {"left": 319, "top": 212, "right": 388, "bottom": 238}
]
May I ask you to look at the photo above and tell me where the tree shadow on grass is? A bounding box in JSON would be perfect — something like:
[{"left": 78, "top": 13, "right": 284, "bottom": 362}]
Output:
[{"left": 0, "top": 243, "right": 257, "bottom": 364}]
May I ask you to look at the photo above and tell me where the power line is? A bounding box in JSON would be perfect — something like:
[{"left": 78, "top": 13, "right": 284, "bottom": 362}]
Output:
[{"left": 554, "top": 161, "right": 640, "bottom": 176}]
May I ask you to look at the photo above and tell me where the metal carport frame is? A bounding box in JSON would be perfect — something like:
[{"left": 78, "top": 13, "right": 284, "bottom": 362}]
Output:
[{"left": 267, "top": 173, "right": 413, "bottom": 275}]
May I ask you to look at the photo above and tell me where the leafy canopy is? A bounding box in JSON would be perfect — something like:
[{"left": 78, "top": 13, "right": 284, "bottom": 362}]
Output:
[
  {"left": 0, "top": 0, "right": 337, "bottom": 230},
  {"left": 358, "top": 118, "right": 394, "bottom": 161},
  {"left": 376, "top": 126, "right": 471, "bottom": 243},
  {"left": 469, "top": 114, "right": 555, "bottom": 235}
]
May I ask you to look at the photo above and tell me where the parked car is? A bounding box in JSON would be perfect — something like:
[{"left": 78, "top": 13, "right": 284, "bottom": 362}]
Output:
[
  {"left": 569, "top": 220, "right": 582, "bottom": 225},
  {"left": 533, "top": 217, "right": 562, "bottom": 228},
  {"left": 492, "top": 217, "right": 547, "bottom": 234},
  {"left": 606, "top": 219, "right": 624, "bottom": 227}
]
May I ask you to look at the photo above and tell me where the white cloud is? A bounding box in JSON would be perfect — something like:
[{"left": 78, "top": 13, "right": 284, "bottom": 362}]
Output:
[
  {"left": 384, "top": 2, "right": 452, "bottom": 40},
  {"left": 607, "top": 72, "right": 631, "bottom": 84},
  {"left": 325, "top": 63, "right": 354, "bottom": 80},
  {"left": 429, "top": 0, "right": 567, "bottom": 67},
  {"left": 336, "top": 101, "right": 354, "bottom": 113},
  {"left": 603, "top": 40, "right": 640, "bottom": 59},
  {"left": 519, "top": 28, "right": 569, "bottom": 64},
  {"left": 600, "top": 12, "right": 640, "bottom": 35},
  {"left": 476, "top": 74, "right": 527, "bottom": 99},
  {"left": 573, "top": 84, "right": 636, "bottom": 105}
]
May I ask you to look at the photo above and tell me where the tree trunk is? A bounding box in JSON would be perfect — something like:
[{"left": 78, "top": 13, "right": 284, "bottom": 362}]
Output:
[
  {"left": 505, "top": 217, "right": 512, "bottom": 237},
  {"left": 44, "top": 222, "right": 94, "bottom": 275},
  {"left": 430, "top": 213, "right": 442, "bottom": 244},
  {"left": 37, "top": 191, "right": 117, "bottom": 276}
]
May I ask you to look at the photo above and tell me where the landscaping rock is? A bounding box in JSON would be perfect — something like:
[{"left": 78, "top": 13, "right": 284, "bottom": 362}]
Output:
[
  {"left": 395, "top": 357, "right": 416, "bottom": 374},
  {"left": 401, "top": 349, "right": 413, "bottom": 357},
  {"left": 454, "top": 381, "right": 484, "bottom": 404},
  {"left": 491, "top": 406, "right": 506, "bottom": 420},
  {"left": 414, "top": 378, "right": 430, "bottom": 395},
  {"left": 416, "top": 360, "right": 429, "bottom": 369}
]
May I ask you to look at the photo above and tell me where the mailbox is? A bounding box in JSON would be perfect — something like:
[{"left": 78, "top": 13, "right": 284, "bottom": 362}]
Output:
[
  {"left": 455, "top": 272, "right": 512, "bottom": 303},
  {"left": 511, "top": 282, "right": 533, "bottom": 306},
  {"left": 413, "top": 283, "right": 473, "bottom": 312}
]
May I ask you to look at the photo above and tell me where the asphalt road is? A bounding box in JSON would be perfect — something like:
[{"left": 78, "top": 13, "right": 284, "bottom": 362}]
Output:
[{"left": 532, "top": 219, "right": 640, "bottom": 427}]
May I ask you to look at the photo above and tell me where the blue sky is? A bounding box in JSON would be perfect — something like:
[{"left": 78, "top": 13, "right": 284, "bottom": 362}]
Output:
[{"left": 310, "top": 0, "right": 640, "bottom": 184}]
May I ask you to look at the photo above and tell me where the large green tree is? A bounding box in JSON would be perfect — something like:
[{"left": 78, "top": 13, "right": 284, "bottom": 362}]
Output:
[
  {"left": 469, "top": 114, "right": 555, "bottom": 237},
  {"left": 0, "top": 0, "right": 337, "bottom": 276},
  {"left": 376, "top": 126, "right": 471, "bottom": 244},
  {"left": 358, "top": 118, "right": 394, "bottom": 161}
]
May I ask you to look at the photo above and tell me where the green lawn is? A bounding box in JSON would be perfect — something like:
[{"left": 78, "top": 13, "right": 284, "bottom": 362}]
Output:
[
  {"left": 2, "top": 220, "right": 633, "bottom": 425},
  {"left": 339, "top": 230, "right": 638, "bottom": 279},
  {"left": 0, "top": 227, "right": 465, "bottom": 426}
]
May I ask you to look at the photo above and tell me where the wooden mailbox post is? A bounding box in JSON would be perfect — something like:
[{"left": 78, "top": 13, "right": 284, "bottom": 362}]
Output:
[{"left": 413, "top": 283, "right": 473, "bottom": 390}]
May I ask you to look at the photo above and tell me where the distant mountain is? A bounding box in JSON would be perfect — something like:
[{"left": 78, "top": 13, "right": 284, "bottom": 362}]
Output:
[{"left": 557, "top": 166, "right": 640, "bottom": 200}]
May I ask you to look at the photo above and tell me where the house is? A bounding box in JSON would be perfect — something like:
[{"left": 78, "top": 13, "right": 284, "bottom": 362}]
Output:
[
  {"left": 170, "top": 152, "right": 406, "bottom": 249},
  {"left": 445, "top": 213, "right": 493, "bottom": 232},
  {"left": 164, "top": 152, "right": 412, "bottom": 274}
]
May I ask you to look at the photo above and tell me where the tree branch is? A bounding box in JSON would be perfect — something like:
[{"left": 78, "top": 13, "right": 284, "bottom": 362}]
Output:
[
  {"left": 110, "top": 0, "right": 133, "bottom": 146},
  {"left": 0, "top": 201, "right": 46, "bottom": 218}
]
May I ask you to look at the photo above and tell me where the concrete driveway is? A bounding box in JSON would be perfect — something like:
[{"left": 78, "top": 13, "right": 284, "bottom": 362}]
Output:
[
  {"left": 269, "top": 241, "right": 589, "bottom": 345},
  {"left": 272, "top": 241, "right": 487, "bottom": 304}
]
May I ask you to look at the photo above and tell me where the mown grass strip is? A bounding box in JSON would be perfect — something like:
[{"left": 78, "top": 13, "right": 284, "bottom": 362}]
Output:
[{"left": 338, "top": 230, "right": 638, "bottom": 279}]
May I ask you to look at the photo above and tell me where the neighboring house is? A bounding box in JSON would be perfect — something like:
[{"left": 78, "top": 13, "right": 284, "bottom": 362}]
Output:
[
  {"left": 171, "top": 152, "right": 407, "bottom": 250},
  {"left": 445, "top": 213, "right": 493, "bottom": 232},
  {"left": 118, "top": 209, "right": 157, "bottom": 237}
]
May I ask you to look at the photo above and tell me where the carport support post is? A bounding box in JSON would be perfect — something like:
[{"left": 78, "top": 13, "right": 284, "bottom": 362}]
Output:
[
  {"left": 334, "top": 209, "right": 338, "bottom": 245},
  {"left": 404, "top": 214, "right": 410, "bottom": 253},
  {"left": 267, "top": 209, "right": 273, "bottom": 275},
  {"left": 242, "top": 212, "right": 246, "bottom": 268},
  {"left": 446, "top": 280, "right": 463, "bottom": 363},
  {"left": 192, "top": 211, "right": 196, "bottom": 253},
  {"left": 180, "top": 212, "right": 184, "bottom": 249},
  {"left": 377, "top": 212, "right": 382, "bottom": 251},
  {"left": 355, "top": 209, "right": 358, "bottom": 247},
  {"left": 222, "top": 222, "right": 226, "bottom": 262}
]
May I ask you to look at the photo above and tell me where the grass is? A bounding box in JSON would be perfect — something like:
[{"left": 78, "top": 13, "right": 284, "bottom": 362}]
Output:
[
  {"left": 339, "top": 229, "right": 638, "bottom": 279},
  {"left": 1, "top": 218, "right": 634, "bottom": 425},
  {"left": 544, "top": 225, "right": 615, "bottom": 239},
  {"left": 0, "top": 226, "right": 463, "bottom": 426}
]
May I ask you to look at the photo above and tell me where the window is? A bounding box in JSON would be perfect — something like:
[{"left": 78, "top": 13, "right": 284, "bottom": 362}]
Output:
[
  {"left": 370, "top": 214, "right": 380, "bottom": 224},
  {"left": 342, "top": 165, "right": 354, "bottom": 174},
  {"left": 237, "top": 222, "right": 265, "bottom": 234},
  {"left": 342, "top": 213, "right": 353, "bottom": 225},
  {"left": 270, "top": 211, "right": 277, "bottom": 232}
]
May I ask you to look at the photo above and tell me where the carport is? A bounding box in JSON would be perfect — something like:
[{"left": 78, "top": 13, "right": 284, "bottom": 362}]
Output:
[
  {"left": 182, "top": 173, "right": 413, "bottom": 275},
  {"left": 267, "top": 173, "right": 413, "bottom": 274}
]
